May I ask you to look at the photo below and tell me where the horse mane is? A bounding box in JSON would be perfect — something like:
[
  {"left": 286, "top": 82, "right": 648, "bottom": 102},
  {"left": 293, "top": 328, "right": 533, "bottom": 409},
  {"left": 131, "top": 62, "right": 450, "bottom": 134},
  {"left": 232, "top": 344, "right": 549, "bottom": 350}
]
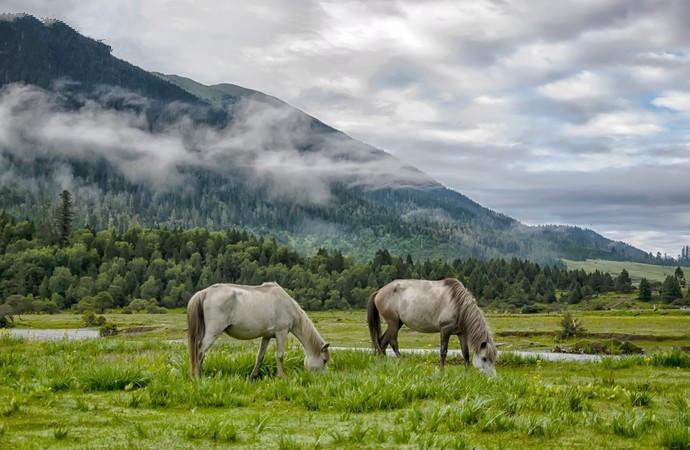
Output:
[
  {"left": 294, "top": 308, "right": 326, "bottom": 355},
  {"left": 443, "top": 278, "right": 497, "bottom": 362},
  {"left": 275, "top": 285, "right": 325, "bottom": 356}
]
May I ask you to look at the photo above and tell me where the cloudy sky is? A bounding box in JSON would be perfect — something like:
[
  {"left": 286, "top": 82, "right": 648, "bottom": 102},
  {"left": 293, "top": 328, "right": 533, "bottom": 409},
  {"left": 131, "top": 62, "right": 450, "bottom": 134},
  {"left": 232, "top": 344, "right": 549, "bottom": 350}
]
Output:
[{"left": 2, "top": 0, "right": 690, "bottom": 255}]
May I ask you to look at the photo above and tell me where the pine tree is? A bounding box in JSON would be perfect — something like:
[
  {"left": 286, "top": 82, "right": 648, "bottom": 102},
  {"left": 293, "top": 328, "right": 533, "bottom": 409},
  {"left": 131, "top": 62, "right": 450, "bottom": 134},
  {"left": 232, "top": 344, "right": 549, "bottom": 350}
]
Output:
[
  {"left": 55, "top": 190, "right": 73, "bottom": 247},
  {"left": 567, "top": 282, "right": 583, "bottom": 304},
  {"left": 615, "top": 269, "right": 633, "bottom": 293},
  {"left": 660, "top": 275, "right": 683, "bottom": 302},
  {"left": 675, "top": 266, "right": 686, "bottom": 287},
  {"left": 638, "top": 278, "right": 652, "bottom": 301}
]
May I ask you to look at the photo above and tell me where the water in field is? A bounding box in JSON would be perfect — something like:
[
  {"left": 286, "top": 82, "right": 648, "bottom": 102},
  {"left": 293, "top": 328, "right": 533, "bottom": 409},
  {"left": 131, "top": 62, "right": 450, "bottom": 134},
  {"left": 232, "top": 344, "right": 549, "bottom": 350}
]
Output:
[
  {"left": 4, "top": 330, "right": 607, "bottom": 361},
  {"left": 331, "top": 346, "right": 607, "bottom": 362},
  {"left": 6, "top": 328, "right": 101, "bottom": 340}
]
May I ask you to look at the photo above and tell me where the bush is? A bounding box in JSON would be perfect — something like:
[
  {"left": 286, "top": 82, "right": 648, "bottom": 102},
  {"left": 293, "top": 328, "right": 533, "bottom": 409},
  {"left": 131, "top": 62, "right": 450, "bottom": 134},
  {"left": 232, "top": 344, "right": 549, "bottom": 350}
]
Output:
[
  {"left": 520, "top": 305, "right": 544, "bottom": 314},
  {"left": 72, "top": 292, "right": 114, "bottom": 314},
  {"left": 0, "top": 304, "right": 14, "bottom": 328},
  {"left": 99, "top": 323, "right": 118, "bottom": 337},
  {"left": 558, "top": 312, "right": 586, "bottom": 339},
  {"left": 122, "top": 298, "right": 167, "bottom": 314},
  {"left": 82, "top": 311, "right": 106, "bottom": 327}
]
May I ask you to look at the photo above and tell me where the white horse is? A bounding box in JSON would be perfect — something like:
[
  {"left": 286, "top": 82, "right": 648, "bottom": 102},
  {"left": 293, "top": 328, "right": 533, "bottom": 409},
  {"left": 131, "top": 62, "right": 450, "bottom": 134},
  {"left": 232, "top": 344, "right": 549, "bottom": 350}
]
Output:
[
  {"left": 187, "top": 282, "right": 330, "bottom": 378},
  {"left": 368, "top": 278, "right": 497, "bottom": 376}
]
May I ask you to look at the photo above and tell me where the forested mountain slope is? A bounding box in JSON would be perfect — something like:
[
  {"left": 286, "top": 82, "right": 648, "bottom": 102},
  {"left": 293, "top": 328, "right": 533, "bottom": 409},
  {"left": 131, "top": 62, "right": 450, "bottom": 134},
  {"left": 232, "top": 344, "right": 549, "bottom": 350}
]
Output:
[{"left": 0, "top": 14, "right": 651, "bottom": 263}]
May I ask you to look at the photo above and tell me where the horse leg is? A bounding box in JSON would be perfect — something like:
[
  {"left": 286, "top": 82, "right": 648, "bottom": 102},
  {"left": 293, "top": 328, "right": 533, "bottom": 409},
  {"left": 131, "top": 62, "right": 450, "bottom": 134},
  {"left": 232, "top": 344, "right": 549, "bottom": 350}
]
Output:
[
  {"left": 459, "top": 333, "right": 470, "bottom": 367},
  {"left": 250, "top": 336, "right": 271, "bottom": 379},
  {"left": 439, "top": 325, "right": 454, "bottom": 368},
  {"left": 381, "top": 318, "right": 402, "bottom": 357},
  {"left": 389, "top": 320, "right": 403, "bottom": 357},
  {"left": 197, "top": 325, "right": 224, "bottom": 377},
  {"left": 379, "top": 328, "right": 391, "bottom": 355},
  {"left": 275, "top": 330, "right": 288, "bottom": 377}
]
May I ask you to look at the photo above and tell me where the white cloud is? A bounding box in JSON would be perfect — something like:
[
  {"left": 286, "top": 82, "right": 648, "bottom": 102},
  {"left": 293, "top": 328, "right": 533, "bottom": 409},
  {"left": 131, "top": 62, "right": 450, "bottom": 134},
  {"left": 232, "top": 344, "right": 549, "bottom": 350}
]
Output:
[
  {"left": 538, "top": 71, "right": 610, "bottom": 101},
  {"left": 652, "top": 90, "right": 690, "bottom": 112},
  {"left": 565, "top": 111, "right": 663, "bottom": 137},
  {"left": 474, "top": 95, "right": 508, "bottom": 105}
]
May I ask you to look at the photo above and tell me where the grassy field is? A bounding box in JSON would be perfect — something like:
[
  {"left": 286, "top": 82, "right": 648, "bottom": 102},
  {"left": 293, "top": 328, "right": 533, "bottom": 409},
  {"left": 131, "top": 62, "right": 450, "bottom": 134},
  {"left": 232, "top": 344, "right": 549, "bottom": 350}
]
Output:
[
  {"left": 2, "top": 311, "right": 689, "bottom": 449},
  {"left": 563, "top": 259, "right": 681, "bottom": 283},
  {"left": 1, "top": 336, "right": 689, "bottom": 449}
]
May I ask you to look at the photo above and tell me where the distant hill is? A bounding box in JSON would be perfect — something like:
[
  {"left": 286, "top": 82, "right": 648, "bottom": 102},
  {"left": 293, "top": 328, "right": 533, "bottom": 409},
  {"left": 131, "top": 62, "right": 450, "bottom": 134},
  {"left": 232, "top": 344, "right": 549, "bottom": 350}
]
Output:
[
  {"left": 564, "top": 259, "right": 682, "bottom": 283},
  {"left": 0, "top": 14, "right": 655, "bottom": 263}
]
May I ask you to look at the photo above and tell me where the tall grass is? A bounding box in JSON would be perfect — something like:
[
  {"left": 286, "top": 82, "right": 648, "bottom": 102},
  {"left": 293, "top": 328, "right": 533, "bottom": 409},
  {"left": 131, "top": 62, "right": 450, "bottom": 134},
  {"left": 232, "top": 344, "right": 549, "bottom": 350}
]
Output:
[
  {"left": 611, "top": 411, "right": 655, "bottom": 437},
  {"left": 182, "top": 418, "right": 239, "bottom": 443},
  {"left": 1, "top": 339, "right": 687, "bottom": 448},
  {"left": 660, "top": 423, "right": 690, "bottom": 450},
  {"left": 652, "top": 349, "right": 690, "bottom": 368},
  {"left": 79, "top": 366, "right": 149, "bottom": 392}
]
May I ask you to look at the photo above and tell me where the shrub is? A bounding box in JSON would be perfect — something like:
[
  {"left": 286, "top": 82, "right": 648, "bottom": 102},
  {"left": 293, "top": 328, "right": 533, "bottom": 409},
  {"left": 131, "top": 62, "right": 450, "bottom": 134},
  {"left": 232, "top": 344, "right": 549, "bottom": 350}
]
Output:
[
  {"left": 99, "top": 322, "right": 118, "bottom": 337},
  {"left": 73, "top": 292, "right": 114, "bottom": 314},
  {"left": 122, "top": 299, "right": 167, "bottom": 314},
  {"left": 558, "top": 312, "right": 586, "bottom": 339},
  {"left": 81, "top": 311, "right": 106, "bottom": 327},
  {"left": 0, "top": 304, "right": 14, "bottom": 328}
]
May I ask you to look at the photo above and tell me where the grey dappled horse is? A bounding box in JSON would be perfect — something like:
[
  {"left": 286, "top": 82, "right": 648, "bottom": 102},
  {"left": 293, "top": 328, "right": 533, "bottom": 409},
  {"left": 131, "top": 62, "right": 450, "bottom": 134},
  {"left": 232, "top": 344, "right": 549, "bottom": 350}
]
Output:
[{"left": 368, "top": 278, "right": 497, "bottom": 376}]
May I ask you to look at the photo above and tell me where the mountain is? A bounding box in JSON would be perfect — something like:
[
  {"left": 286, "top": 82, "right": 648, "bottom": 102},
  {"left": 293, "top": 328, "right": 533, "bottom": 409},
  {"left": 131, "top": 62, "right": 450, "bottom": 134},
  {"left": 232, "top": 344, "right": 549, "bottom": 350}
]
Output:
[{"left": 0, "top": 14, "right": 653, "bottom": 263}]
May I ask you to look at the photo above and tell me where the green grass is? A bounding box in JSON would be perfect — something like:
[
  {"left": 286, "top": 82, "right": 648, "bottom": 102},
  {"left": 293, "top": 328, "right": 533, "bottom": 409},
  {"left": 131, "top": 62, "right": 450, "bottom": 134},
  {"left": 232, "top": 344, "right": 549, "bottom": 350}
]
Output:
[
  {"left": 9, "top": 309, "right": 690, "bottom": 353},
  {"left": 0, "top": 334, "right": 688, "bottom": 449},
  {"left": 564, "top": 258, "right": 681, "bottom": 283}
]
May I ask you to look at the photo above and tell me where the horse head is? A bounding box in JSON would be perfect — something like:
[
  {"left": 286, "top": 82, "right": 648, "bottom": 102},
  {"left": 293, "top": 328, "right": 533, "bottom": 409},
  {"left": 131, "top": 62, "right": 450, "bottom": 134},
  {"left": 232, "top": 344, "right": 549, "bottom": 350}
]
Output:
[
  {"left": 472, "top": 341, "right": 497, "bottom": 377},
  {"left": 304, "top": 343, "right": 330, "bottom": 371}
]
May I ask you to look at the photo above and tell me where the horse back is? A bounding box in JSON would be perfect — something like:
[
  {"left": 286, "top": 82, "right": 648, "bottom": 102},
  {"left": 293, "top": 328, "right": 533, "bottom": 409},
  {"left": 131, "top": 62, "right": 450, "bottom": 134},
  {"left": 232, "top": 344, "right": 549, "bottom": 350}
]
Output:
[
  {"left": 375, "top": 279, "right": 456, "bottom": 333},
  {"left": 202, "top": 283, "right": 297, "bottom": 339}
]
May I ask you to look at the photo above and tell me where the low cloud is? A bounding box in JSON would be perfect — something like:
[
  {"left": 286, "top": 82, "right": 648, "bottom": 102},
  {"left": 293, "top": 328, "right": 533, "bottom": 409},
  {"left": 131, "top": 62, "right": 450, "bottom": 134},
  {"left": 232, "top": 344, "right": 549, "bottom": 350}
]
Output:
[{"left": 0, "top": 83, "right": 433, "bottom": 204}]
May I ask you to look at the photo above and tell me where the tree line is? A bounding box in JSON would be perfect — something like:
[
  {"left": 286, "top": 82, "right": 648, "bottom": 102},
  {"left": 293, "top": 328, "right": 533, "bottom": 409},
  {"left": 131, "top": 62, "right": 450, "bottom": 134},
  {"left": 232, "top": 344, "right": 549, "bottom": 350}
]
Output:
[{"left": 1, "top": 209, "right": 688, "bottom": 322}]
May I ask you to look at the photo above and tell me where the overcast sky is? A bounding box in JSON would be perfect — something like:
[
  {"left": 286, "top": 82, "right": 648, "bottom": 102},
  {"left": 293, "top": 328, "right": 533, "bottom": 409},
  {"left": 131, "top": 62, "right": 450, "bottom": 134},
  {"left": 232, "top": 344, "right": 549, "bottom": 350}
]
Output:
[{"left": 3, "top": 0, "right": 690, "bottom": 255}]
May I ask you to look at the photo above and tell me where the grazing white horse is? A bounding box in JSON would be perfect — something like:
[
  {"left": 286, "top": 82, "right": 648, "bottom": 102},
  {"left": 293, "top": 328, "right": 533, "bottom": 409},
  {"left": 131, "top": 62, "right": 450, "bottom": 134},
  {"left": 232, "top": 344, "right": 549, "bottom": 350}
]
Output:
[
  {"left": 187, "top": 282, "right": 330, "bottom": 378},
  {"left": 368, "top": 278, "right": 497, "bottom": 376}
]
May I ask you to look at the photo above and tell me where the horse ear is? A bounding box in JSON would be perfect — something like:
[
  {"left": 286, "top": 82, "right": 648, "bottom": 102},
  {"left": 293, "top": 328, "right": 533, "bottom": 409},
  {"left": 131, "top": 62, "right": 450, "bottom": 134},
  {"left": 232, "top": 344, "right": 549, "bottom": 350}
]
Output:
[
  {"left": 321, "top": 343, "right": 330, "bottom": 351},
  {"left": 480, "top": 341, "right": 487, "bottom": 350}
]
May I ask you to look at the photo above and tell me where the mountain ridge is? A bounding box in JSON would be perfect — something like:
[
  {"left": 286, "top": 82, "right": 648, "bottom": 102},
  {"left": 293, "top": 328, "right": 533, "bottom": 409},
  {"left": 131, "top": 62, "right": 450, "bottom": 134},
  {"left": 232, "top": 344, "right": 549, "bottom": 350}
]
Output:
[{"left": 0, "top": 14, "right": 653, "bottom": 264}]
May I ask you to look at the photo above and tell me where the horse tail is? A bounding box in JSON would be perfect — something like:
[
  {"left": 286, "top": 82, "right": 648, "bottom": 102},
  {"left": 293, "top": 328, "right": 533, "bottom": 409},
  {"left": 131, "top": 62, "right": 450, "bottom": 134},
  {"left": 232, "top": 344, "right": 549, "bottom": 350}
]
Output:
[
  {"left": 187, "top": 289, "right": 207, "bottom": 378},
  {"left": 367, "top": 290, "right": 383, "bottom": 353}
]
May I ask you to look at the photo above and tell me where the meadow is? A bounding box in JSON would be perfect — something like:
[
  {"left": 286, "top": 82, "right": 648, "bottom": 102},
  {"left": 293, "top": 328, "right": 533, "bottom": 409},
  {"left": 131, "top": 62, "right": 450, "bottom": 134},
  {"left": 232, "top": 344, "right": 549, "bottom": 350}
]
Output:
[
  {"left": 563, "top": 259, "right": 681, "bottom": 283},
  {"left": 11, "top": 309, "right": 690, "bottom": 352},
  {"left": 1, "top": 311, "right": 689, "bottom": 449}
]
